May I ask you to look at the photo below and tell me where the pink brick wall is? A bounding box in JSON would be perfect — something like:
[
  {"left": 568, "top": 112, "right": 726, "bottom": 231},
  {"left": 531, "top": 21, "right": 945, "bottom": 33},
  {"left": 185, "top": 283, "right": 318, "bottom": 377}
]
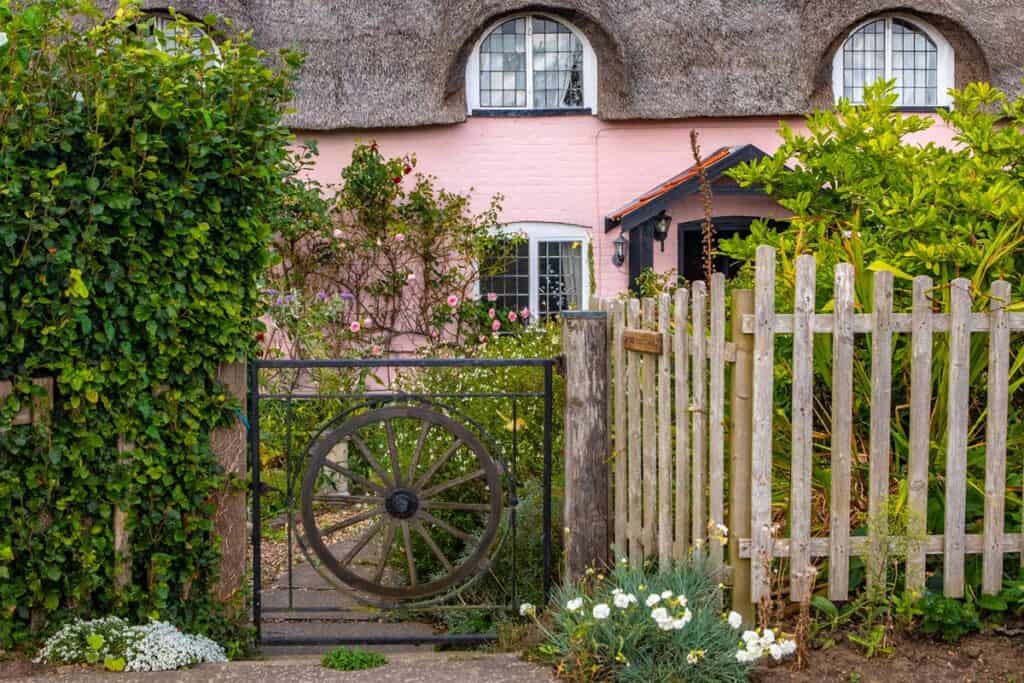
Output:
[{"left": 300, "top": 113, "right": 958, "bottom": 299}]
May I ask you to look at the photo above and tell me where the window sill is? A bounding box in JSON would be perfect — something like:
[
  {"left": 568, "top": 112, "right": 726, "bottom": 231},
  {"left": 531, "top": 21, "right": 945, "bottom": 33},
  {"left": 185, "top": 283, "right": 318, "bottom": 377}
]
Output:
[{"left": 471, "top": 108, "right": 593, "bottom": 118}]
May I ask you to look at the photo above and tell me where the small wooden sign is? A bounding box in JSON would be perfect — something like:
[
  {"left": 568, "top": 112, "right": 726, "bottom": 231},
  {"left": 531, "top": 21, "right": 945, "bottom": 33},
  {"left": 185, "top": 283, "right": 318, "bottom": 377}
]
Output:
[{"left": 623, "top": 328, "right": 663, "bottom": 354}]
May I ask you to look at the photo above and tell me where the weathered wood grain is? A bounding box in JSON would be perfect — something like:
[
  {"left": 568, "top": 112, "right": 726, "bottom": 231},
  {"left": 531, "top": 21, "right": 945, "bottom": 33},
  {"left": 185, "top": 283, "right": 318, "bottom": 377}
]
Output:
[
  {"left": 673, "top": 288, "right": 691, "bottom": 559},
  {"left": 906, "top": 276, "right": 933, "bottom": 592},
  {"left": 867, "top": 271, "right": 894, "bottom": 590},
  {"left": 708, "top": 274, "right": 726, "bottom": 567},
  {"left": 627, "top": 298, "right": 643, "bottom": 565},
  {"left": 829, "top": 263, "right": 855, "bottom": 601},
  {"left": 983, "top": 280, "right": 1011, "bottom": 594},
  {"left": 944, "top": 278, "right": 972, "bottom": 597},
  {"left": 691, "top": 281, "right": 708, "bottom": 549},
  {"left": 657, "top": 293, "right": 673, "bottom": 567},
  {"left": 750, "top": 246, "right": 776, "bottom": 603},
  {"left": 790, "top": 254, "right": 816, "bottom": 601}
]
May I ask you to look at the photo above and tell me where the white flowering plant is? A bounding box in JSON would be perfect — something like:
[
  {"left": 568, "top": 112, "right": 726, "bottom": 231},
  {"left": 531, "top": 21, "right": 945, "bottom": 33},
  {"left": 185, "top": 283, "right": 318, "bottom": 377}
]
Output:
[
  {"left": 523, "top": 556, "right": 781, "bottom": 682},
  {"left": 35, "top": 617, "right": 227, "bottom": 672}
]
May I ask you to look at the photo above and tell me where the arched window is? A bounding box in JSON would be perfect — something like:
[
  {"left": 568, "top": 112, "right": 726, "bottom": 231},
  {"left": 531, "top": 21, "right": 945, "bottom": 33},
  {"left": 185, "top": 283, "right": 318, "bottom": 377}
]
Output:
[
  {"left": 832, "top": 15, "right": 953, "bottom": 107},
  {"left": 138, "top": 11, "right": 219, "bottom": 60},
  {"left": 465, "top": 14, "right": 597, "bottom": 113}
]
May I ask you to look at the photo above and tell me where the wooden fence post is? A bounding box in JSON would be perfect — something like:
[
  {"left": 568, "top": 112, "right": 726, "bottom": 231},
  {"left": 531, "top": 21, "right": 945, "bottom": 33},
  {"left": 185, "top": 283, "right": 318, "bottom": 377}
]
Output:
[
  {"left": 729, "top": 289, "right": 755, "bottom": 623},
  {"left": 562, "top": 311, "right": 611, "bottom": 581},
  {"left": 211, "top": 362, "right": 248, "bottom": 602}
]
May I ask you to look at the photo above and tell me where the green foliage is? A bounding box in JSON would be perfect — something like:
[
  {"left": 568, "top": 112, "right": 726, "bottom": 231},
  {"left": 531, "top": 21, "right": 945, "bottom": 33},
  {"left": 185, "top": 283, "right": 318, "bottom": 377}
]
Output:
[
  {"left": 722, "top": 80, "right": 1024, "bottom": 575},
  {"left": 918, "top": 593, "right": 981, "bottom": 643},
  {"left": 321, "top": 646, "right": 386, "bottom": 671},
  {"left": 0, "top": 1, "right": 300, "bottom": 646},
  {"left": 632, "top": 267, "right": 680, "bottom": 298},
  {"left": 531, "top": 559, "right": 754, "bottom": 682}
]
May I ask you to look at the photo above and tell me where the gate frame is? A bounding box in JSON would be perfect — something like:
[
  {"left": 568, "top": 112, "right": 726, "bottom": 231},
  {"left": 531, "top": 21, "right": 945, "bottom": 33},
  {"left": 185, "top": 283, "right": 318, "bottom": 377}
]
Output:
[{"left": 246, "top": 356, "right": 558, "bottom": 647}]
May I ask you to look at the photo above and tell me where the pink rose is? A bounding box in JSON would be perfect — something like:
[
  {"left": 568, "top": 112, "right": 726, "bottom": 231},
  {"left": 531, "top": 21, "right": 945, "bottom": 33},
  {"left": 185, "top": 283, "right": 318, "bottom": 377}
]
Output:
[
  {"left": 349, "top": 321, "right": 360, "bottom": 333},
  {"left": 372, "top": 344, "right": 383, "bottom": 356},
  {"left": 508, "top": 311, "right": 518, "bottom": 322},
  {"left": 491, "top": 319, "right": 501, "bottom": 332},
  {"left": 447, "top": 295, "right": 459, "bottom": 307},
  {"left": 488, "top": 308, "right": 496, "bottom": 319},
  {"left": 406, "top": 272, "right": 416, "bottom": 282},
  {"left": 394, "top": 233, "right": 405, "bottom": 243},
  {"left": 487, "top": 292, "right": 498, "bottom": 302},
  {"left": 332, "top": 229, "right": 344, "bottom": 239},
  {"left": 520, "top": 307, "right": 531, "bottom": 319}
]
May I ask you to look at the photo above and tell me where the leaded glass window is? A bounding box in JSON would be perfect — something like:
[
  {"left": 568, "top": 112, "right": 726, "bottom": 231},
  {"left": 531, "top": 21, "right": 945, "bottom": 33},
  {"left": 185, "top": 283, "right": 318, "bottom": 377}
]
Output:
[
  {"left": 537, "top": 241, "right": 582, "bottom": 316},
  {"left": 480, "top": 241, "right": 530, "bottom": 312},
  {"left": 475, "top": 14, "right": 589, "bottom": 111},
  {"left": 837, "top": 16, "right": 946, "bottom": 107},
  {"left": 139, "top": 12, "right": 219, "bottom": 60}
]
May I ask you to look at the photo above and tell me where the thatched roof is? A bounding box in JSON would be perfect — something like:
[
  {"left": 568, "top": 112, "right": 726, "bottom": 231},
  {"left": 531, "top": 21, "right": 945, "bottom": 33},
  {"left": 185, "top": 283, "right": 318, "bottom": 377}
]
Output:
[{"left": 109, "top": 1, "right": 1020, "bottom": 130}]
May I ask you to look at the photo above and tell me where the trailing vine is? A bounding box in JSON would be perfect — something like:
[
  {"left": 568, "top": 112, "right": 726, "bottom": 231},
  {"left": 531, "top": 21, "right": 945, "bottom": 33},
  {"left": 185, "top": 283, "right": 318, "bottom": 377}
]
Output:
[{"left": 0, "top": 1, "right": 300, "bottom": 649}]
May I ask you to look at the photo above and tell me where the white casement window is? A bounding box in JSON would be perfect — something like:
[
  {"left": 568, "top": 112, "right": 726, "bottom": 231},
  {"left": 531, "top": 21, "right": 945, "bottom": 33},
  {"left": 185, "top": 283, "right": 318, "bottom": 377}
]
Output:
[
  {"left": 479, "top": 223, "right": 590, "bottom": 318},
  {"left": 141, "top": 12, "right": 220, "bottom": 61},
  {"left": 832, "top": 14, "right": 953, "bottom": 107},
  {"left": 465, "top": 14, "right": 597, "bottom": 113}
]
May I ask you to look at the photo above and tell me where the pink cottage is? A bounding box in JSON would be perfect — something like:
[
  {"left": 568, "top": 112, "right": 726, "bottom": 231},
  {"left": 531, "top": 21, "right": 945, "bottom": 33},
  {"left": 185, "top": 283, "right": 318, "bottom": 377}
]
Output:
[{"left": 131, "top": 1, "right": 1022, "bottom": 313}]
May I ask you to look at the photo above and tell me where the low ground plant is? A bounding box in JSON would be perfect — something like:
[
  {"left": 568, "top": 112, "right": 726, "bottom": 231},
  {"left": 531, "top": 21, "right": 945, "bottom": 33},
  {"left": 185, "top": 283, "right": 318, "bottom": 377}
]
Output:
[
  {"left": 321, "top": 646, "right": 386, "bottom": 671},
  {"left": 35, "top": 617, "right": 226, "bottom": 672},
  {"left": 525, "top": 558, "right": 794, "bottom": 682}
]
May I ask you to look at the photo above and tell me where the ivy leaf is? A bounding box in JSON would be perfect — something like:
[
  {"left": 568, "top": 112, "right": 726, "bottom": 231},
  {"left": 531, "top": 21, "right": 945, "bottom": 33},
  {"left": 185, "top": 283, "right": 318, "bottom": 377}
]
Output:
[{"left": 65, "top": 269, "right": 89, "bottom": 299}]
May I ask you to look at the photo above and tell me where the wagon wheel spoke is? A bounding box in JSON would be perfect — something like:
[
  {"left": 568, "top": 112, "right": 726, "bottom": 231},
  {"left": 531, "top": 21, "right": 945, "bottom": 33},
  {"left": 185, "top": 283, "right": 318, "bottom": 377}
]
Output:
[
  {"left": 374, "top": 520, "right": 397, "bottom": 584},
  {"left": 339, "top": 516, "right": 386, "bottom": 568},
  {"left": 413, "top": 519, "right": 452, "bottom": 572},
  {"left": 420, "top": 468, "right": 486, "bottom": 500},
  {"left": 311, "top": 494, "right": 384, "bottom": 505},
  {"left": 413, "top": 438, "right": 463, "bottom": 491},
  {"left": 420, "top": 501, "right": 491, "bottom": 512},
  {"left": 417, "top": 510, "right": 476, "bottom": 544},
  {"left": 318, "top": 505, "right": 384, "bottom": 536},
  {"left": 401, "top": 521, "right": 418, "bottom": 586},
  {"left": 407, "top": 422, "right": 432, "bottom": 485},
  {"left": 323, "top": 460, "right": 388, "bottom": 496},
  {"left": 348, "top": 434, "right": 395, "bottom": 489},
  {"left": 385, "top": 419, "right": 403, "bottom": 487}
]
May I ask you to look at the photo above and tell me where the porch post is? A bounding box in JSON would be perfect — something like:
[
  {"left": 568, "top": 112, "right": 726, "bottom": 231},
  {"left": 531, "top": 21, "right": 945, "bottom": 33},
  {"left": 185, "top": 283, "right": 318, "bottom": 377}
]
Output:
[{"left": 562, "top": 311, "right": 611, "bottom": 583}]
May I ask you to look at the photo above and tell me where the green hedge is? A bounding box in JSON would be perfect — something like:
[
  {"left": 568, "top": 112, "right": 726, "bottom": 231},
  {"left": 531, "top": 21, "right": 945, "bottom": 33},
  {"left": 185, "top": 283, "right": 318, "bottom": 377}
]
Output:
[{"left": 0, "top": 1, "right": 300, "bottom": 648}]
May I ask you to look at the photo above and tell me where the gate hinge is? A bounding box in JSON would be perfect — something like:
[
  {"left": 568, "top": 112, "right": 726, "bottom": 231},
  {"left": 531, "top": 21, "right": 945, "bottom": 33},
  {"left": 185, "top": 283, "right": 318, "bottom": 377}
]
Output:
[{"left": 553, "top": 355, "right": 566, "bottom": 377}]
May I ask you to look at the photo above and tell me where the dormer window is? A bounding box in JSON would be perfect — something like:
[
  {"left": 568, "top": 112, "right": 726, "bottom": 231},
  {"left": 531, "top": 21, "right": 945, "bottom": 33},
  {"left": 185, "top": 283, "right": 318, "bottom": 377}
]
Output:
[
  {"left": 139, "top": 11, "right": 220, "bottom": 61},
  {"left": 832, "top": 14, "right": 953, "bottom": 108},
  {"left": 466, "top": 14, "right": 597, "bottom": 114}
]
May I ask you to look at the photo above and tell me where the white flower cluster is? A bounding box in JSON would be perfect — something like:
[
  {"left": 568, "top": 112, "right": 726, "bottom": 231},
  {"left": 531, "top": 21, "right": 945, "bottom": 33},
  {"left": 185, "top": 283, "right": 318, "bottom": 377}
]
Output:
[
  {"left": 735, "top": 628, "right": 796, "bottom": 663},
  {"left": 34, "top": 617, "right": 226, "bottom": 672},
  {"left": 519, "top": 602, "right": 537, "bottom": 617},
  {"left": 646, "top": 590, "right": 691, "bottom": 631},
  {"left": 611, "top": 588, "right": 637, "bottom": 609},
  {"left": 123, "top": 621, "right": 227, "bottom": 672}
]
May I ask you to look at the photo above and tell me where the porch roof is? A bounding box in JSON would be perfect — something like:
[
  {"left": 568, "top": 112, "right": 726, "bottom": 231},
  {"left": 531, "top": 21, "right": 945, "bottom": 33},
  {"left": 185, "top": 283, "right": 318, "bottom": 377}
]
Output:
[{"left": 604, "top": 144, "right": 770, "bottom": 233}]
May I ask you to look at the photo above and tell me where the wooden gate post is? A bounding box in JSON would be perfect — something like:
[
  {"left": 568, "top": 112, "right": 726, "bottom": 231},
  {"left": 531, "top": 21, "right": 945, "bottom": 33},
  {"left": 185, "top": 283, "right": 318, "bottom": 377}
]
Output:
[
  {"left": 211, "top": 362, "right": 248, "bottom": 602},
  {"left": 562, "top": 310, "right": 611, "bottom": 583},
  {"left": 729, "top": 290, "right": 756, "bottom": 623}
]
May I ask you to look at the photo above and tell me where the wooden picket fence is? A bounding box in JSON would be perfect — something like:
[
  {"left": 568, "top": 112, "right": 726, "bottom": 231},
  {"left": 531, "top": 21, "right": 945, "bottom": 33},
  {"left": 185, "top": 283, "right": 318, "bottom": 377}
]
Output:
[{"left": 599, "top": 245, "right": 1023, "bottom": 615}]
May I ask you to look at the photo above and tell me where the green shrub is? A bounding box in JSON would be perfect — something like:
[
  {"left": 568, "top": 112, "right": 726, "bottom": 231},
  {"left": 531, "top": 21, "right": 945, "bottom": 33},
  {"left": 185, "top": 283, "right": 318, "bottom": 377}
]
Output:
[
  {"left": 0, "top": 1, "right": 300, "bottom": 646},
  {"left": 527, "top": 559, "right": 793, "bottom": 682},
  {"left": 918, "top": 593, "right": 981, "bottom": 643},
  {"left": 321, "top": 646, "right": 386, "bottom": 671}
]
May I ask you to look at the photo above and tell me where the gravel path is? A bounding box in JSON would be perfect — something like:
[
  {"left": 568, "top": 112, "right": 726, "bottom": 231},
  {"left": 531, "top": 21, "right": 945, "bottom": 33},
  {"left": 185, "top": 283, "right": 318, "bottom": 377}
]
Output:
[{"left": 8, "top": 652, "right": 554, "bottom": 683}]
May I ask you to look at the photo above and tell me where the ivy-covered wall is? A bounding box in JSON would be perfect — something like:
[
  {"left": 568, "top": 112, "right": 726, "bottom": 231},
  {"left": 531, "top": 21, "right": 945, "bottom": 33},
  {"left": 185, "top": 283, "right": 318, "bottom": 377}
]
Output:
[{"left": 0, "top": 1, "right": 301, "bottom": 648}]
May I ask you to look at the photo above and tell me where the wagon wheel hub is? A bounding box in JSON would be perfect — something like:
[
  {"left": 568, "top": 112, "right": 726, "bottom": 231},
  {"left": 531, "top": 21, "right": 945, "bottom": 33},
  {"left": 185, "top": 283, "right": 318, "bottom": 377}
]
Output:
[{"left": 385, "top": 488, "right": 419, "bottom": 519}]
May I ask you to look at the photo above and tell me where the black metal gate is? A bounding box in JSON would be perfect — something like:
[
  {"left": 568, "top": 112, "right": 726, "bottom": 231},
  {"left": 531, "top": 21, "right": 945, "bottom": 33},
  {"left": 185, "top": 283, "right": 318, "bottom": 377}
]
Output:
[{"left": 247, "top": 357, "right": 557, "bottom": 647}]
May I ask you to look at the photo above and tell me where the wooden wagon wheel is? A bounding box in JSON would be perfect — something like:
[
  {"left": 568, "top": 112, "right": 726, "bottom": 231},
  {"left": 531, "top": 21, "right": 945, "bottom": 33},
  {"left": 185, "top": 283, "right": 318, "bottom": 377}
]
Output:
[{"left": 300, "top": 405, "right": 504, "bottom": 602}]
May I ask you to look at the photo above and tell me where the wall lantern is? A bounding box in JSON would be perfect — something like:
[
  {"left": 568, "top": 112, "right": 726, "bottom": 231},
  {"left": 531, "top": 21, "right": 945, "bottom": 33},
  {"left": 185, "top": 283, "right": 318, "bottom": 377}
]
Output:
[
  {"left": 653, "top": 212, "right": 672, "bottom": 251},
  {"left": 612, "top": 231, "right": 627, "bottom": 267}
]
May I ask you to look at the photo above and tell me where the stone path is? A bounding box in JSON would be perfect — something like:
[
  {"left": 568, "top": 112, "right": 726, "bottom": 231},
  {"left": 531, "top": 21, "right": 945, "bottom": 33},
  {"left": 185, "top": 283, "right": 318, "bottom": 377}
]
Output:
[{"left": 11, "top": 652, "right": 555, "bottom": 682}]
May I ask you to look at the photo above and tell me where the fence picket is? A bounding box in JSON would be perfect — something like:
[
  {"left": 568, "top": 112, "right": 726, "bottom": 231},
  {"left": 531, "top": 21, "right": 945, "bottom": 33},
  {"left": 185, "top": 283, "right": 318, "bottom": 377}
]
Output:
[
  {"left": 658, "top": 294, "right": 674, "bottom": 566},
  {"left": 691, "top": 281, "right": 708, "bottom": 548},
  {"left": 642, "top": 297, "right": 658, "bottom": 557},
  {"left": 944, "top": 278, "right": 972, "bottom": 597},
  {"left": 627, "top": 298, "right": 643, "bottom": 565},
  {"left": 907, "top": 276, "right": 933, "bottom": 592},
  {"left": 867, "top": 271, "right": 894, "bottom": 590},
  {"left": 983, "top": 280, "right": 1011, "bottom": 594},
  {"left": 673, "top": 288, "right": 691, "bottom": 558},
  {"left": 612, "top": 300, "right": 628, "bottom": 558},
  {"left": 750, "top": 246, "right": 776, "bottom": 602},
  {"left": 829, "top": 263, "right": 855, "bottom": 601},
  {"left": 709, "top": 274, "right": 727, "bottom": 567},
  {"left": 790, "top": 254, "right": 816, "bottom": 601}
]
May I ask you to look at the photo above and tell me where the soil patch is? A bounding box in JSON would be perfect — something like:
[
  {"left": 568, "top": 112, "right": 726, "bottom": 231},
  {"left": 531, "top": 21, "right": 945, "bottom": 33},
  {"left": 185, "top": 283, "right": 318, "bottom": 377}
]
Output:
[{"left": 755, "top": 631, "right": 1024, "bottom": 682}]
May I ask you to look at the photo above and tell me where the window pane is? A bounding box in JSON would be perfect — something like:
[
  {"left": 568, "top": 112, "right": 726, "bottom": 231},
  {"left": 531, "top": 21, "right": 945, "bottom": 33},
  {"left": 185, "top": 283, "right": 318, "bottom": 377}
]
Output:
[
  {"left": 841, "top": 19, "right": 885, "bottom": 104},
  {"left": 479, "top": 18, "right": 526, "bottom": 108},
  {"left": 892, "top": 19, "right": 938, "bottom": 106},
  {"left": 537, "top": 241, "right": 583, "bottom": 317},
  {"left": 480, "top": 241, "right": 530, "bottom": 313},
  {"left": 532, "top": 17, "right": 584, "bottom": 108}
]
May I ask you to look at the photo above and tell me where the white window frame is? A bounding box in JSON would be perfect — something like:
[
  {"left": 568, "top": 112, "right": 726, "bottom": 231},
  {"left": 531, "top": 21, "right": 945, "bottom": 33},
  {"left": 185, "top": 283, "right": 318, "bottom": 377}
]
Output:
[
  {"left": 831, "top": 13, "right": 953, "bottom": 108},
  {"left": 465, "top": 13, "right": 598, "bottom": 114},
  {"left": 480, "top": 222, "right": 591, "bottom": 317}
]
